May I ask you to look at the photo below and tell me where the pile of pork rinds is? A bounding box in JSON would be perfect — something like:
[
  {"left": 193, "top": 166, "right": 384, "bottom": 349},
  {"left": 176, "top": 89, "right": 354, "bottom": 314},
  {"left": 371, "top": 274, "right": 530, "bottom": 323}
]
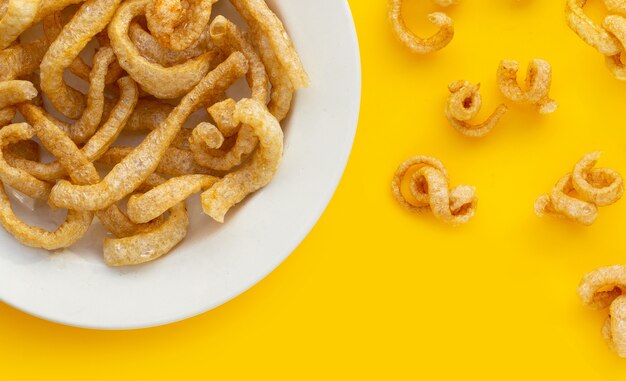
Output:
[{"left": 0, "top": 0, "right": 308, "bottom": 266}]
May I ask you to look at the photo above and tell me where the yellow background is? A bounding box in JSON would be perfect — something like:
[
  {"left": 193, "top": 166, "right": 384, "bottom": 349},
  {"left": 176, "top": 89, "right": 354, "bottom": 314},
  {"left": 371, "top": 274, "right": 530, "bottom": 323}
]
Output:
[{"left": 2, "top": 0, "right": 626, "bottom": 379}]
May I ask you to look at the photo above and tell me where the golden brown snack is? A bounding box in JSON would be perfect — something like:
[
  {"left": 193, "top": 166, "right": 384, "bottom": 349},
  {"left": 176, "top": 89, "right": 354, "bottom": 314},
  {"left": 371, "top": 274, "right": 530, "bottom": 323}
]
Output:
[
  {"left": 388, "top": 0, "right": 454, "bottom": 54},
  {"left": 145, "top": 0, "right": 216, "bottom": 51},
  {"left": 0, "top": 123, "right": 52, "bottom": 200},
  {"left": 0, "top": 80, "right": 37, "bottom": 109},
  {"left": 578, "top": 265, "right": 626, "bottom": 357},
  {"left": 391, "top": 156, "right": 477, "bottom": 225},
  {"left": 602, "top": 15, "right": 626, "bottom": 80},
  {"left": 48, "top": 52, "right": 248, "bottom": 211},
  {"left": 534, "top": 152, "right": 623, "bottom": 225},
  {"left": 566, "top": 0, "right": 621, "bottom": 56},
  {"left": 108, "top": 0, "right": 215, "bottom": 99},
  {"left": 127, "top": 174, "right": 217, "bottom": 224},
  {"left": 40, "top": 0, "right": 122, "bottom": 119},
  {"left": 104, "top": 198, "right": 188, "bottom": 266},
  {"left": 230, "top": 0, "right": 309, "bottom": 89},
  {"left": 0, "top": 40, "right": 47, "bottom": 82},
  {"left": 201, "top": 98, "right": 284, "bottom": 223},
  {"left": 445, "top": 80, "right": 508, "bottom": 137},
  {"left": 42, "top": 11, "right": 124, "bottom": 85},
  {"left": 128, "top": 21, "right": 211, "bottom": 67},
  {"left": 497, "top": 59, "right": 558, "bottom": 114},
  {"left": 0, "top": 0, "right": 41, "bottom": 50}
]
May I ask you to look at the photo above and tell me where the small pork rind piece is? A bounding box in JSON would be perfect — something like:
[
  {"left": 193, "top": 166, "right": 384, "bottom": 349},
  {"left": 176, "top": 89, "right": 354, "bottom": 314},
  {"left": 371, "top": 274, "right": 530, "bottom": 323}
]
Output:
[
  {"left": 146, "top": 0, "right": 216, "bottom": 51},
  {"left": 129, "top": 21, "right": 211, "bottom": 67},
  {"left": 230, "top": 0, "right": 309, "bottom": 89},
  {"left": 566, "top": 0, "right": 622, "bottom": 56},
  {"left": 0, "top": 123, "right": 51, "bottom": 200},
  {"left": 201, "top": 98, "right": 284, "bottom": 223},
  {"left": 391, "top": 155, "right": 477, "bottom": 225},
  {"left": 0, "top": 80, "right": 38, "bottom": 109},
  {"left": 104, "top": 197, "right": 188, "bottom": 266},
  {"left": 602, "top": 15, "right": 626, "bottom": 80},
  {"left": 127, "top": 174, "right": 217, "bottom": 224},
  {"left": 42, "top": 11, "right": 123, "bottom": 86},
  {"left": 604, "top": 0, "right": 626, "bottom": 14},
  {"left": 39, "top": 0, "right": 122, "bottom": 119},
  {"left": 445, "top": 80, "right": 508, "bottom": 138},
  {"left": 48, "top": 52, "right": 248, "bottom": 211},
  {"left": 108, "top": 0, "right": 215, "bottom": 99},
  {"left": 0, "top": 40, "right": 47, "bottom": 82},
  {"left": 388, "top": 0, "right": 454, "bottom": 54},
  {"left": 578, "top": 265, "right": 626, "bottom": 357},
  {"left": 0, "top": 0, "right": 41, "bottom": 50},
  {"left": 572, "top": 151, "right": 624, "bottom": 206},
  {"left": 497, "top": 59, "right": 558, "bottom": 114},
  {"left": 433, "top": 0, "right": 457, "bottom": 6},
  {"left": 534, "top": 152, "right": 622, "bottom": 225}
]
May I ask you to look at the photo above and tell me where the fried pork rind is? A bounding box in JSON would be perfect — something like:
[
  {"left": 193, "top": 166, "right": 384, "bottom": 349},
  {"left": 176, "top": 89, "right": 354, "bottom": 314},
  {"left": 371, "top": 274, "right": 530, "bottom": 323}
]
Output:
[
  {"left": 0, "top": 182, "right": 93, "bottom": 250},
  {"left": 42, "top": 11, "right": 124, "bottom": 86},
  {"left": 210, "top": 15, "right": 269, "bottom": 103},
  {"left": 201, "top": 98, "right": 283, "bottom": 223},
  {"left": 578, "top": 265, "right": 626, "bottom": 357},
  {"left": 572, "top": 151, "right": 624, "bottom": 206},
  {"left": 146, "top": 0, "right": 216, "bottom": 51},
  {"left": 39, "top": 0, "right": 122, "bottom": 119},
  {"left": 0, "top": 123, "right": 51, "bottom": 200},
  {"left": 10, "top": 75, "right": 138, "bottom": 182},
  {"left": 566, "top": 0, "right": 622, "bottom": 56},
  {"left": 497, "top": 59, "right": 558, "bottom": 114},
  {"left": 602, "top": 15, "right": 626, "bottom": 80},
  {"left": 433, "top": 0, "right": 457, "bottom": 6},
  {"left": 0, "top": 80, "right": 37, "bottom": 109},
  {"left": 190, "top": 121, "right": 258, "bottom": 171},
  {"left": 129, "top": 21, "right": 211, "bottom": 67},
  {"left": 108, "top": 0, "right": 215, "bottom": 99},
  {"left": 534, "top": 152, "right": 622, "bottom": 225},
  {"left": 388, "top": 0, "right": 454, "bottom": 54},
  {"left": 127, "top": 174, "right": 217, "bottom": 224},
  {"left": 604, "top": 0, "right": 626, "bottom": 14},
  {"left": 230, "top": 0, "right": 309, "bottom": 89},
  {"left": 445, "top": 80, "right": 508, "bottom": 138},
  {"left": 391, "top": 155, "right": 477, "bottom": 225},
  {"left": 49, "top": 52, "right": 248, "bottom": 211},
  {"left": 0, "top": 0, "right": 41, "bottom": 50},
  {"left": 0, "top": 40, "right": 47, "bottom": 82},
  {"left": 104, "top": 197, "right": 188, "bottom": 266},
  {"left": 0, "top": 107, "right": 17, "bottom": 127},
  {"left": 208, "top": 98, "right": 239, "bottom": 137}
]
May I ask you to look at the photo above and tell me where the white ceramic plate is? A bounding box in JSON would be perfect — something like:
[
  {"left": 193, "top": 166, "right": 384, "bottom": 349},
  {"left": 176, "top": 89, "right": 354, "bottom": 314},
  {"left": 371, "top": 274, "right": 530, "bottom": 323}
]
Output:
[{"left": 0, "top": 0, "right": 360, "bottom": 329}]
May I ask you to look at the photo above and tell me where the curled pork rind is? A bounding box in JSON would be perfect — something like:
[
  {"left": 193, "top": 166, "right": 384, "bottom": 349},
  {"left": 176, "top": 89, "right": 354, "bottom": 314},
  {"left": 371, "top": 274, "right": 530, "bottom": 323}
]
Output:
[
  {"left": 127, "top": 174, "right": 217, "bottom": 224},
  {"left": 108, "top": 0, "right": 215, "bottom": 99},
  {"left": 445, "top": 80, "right": 508, "bottom": 138},
  {"left": 497, "top": 59, "right": 558, "bottom": 114},
  {"left": 146, "top": 0, "right": 216, "bottom": 51},
  {"left": 566, "top": 0, "right": 622, "bottom": 56},
  {"left": 230, "top": 0, "right": 309, "bottom": 89},
  {"left": 578, "top": 265, "right": 626, "bottom": 357},
  {"left": 0, "top": 0, "right": 41, "bottom": 50},
  {"left": 201, "top": 98, "right": 284, "bottom": 223},
  {"left": 0, "top": 80, "right": 38, "bottom": 109},
  {"left": 603, "top": 15, "right": 626, "bottom": 80},
  {"left": 40, "top": 0, "right": 122, "bottom": 119},
  {"left": 534, "top": 152, "right": 622, "bottom": 225},
  {"left": 48, "top": 52, "right": 248, "bottom": 211},
  {"left": 0, "top": 40, "right": 47, "bottom": 82},
  {"left": 129, "top": 21, "right": 211, "bottom": 67},
  {"left": 388, "top": 0, "right": 454, "bottom": 54},
  {"left": 391, "top": 155, "right": 478, "bottom": 225},
  {"left": 104, "top": 198, "right": 188, "bottom": 267}
]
